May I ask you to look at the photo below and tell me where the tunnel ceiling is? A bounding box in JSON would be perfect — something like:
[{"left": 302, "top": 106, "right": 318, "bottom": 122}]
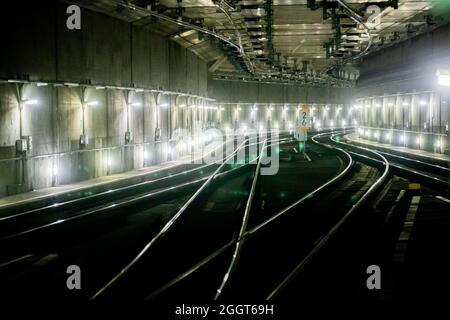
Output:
[{"left": 72, "top": 0, "right": 446, "bottom": 87}]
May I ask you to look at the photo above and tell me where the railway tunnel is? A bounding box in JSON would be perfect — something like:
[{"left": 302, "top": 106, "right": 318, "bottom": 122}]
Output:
[{"left": 0, "top": 0, "right": 449, "bottom": 311}]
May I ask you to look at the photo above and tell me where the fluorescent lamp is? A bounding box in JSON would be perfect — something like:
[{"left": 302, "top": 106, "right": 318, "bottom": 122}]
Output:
[
  {"left": 64, "top": 82, "right": 79, "bottom": 87},
  {"left": 24, "top": 99, "right": 39, "bottom": 105}
]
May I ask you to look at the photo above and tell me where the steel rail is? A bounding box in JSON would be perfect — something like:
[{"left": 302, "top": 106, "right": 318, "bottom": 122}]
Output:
[
  {"left": 213, "top": 139, "right": 267, "bottom": 299},
  {"left": 1, "top": 137, "right": 282, "bottom": 240},
  {"left": 144, "top": 135, "right": 353, "bottom": 300},
  {"left": 0, "top": 135, "right": 280, "bottom": 220},
  {"left": 335, "top": 134, "right": 448, "bottom": 186},
  {"left": 90, "top": 137, "right": 253, "bottom": 299},
  {"left": 266, "top": 133, "right": 389, "bottom": 299},
  {"left": 0, "top": 139, "right": 232, "bottom": 220},
  {"left": 93, "top": 137, "right": 293, "bottom": 300}
]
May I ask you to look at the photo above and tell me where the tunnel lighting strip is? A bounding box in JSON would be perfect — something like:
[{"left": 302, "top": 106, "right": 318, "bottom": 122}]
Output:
[
  {"left": 215, "top": 103, "right": 348, "bottom": 106},
  {"left": 0, "top": 79, "right": 215, "bottom": 102}
]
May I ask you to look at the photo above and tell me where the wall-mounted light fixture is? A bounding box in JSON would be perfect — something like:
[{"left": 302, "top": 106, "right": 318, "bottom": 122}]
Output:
[
  {"left": 64, "top": 82, "right": 79, "bottom": 87},
  {"left": 436, "top": 69, "right": 450, "bottom": 86},
  {"left": 22, "top": 99, "right": 39, "bottom": 106},
  {"left": 86, "top": 101, "right": 99, "bottom": 106}
]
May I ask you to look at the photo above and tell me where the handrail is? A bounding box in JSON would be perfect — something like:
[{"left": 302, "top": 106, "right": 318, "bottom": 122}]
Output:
[{"left": 266, "top": 133, "right": 390, "bottom": 299}]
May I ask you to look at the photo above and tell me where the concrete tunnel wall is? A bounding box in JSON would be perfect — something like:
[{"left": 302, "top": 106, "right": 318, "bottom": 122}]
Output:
[
  {"left": 208, "top": 78, "right": 354, "bottom": 131},
  {"left": 355, "top": 22, "right": 450, "bottom": 154},
  {"left": 0, "top": 1, "right": 211, "bottom": 197}
]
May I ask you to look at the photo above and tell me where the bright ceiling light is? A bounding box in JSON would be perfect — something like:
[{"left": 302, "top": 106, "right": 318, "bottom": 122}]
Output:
[{"left": 86, "top": 101, "right": 99, "bottom": 106}]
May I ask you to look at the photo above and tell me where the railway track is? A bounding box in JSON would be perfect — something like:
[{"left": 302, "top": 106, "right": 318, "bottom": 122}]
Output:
[
  {"left": 268, "top": 131, "right": 449, "bottom": 302},
  {"left": 135, "top": 132, "right": 372, "bottom": 302},
  {"left": 0, "top": 134, "right": 291, "bottom": 301},
  {"left": 1, "top": 129, "right": 445, "bottom": 305},
  {"left": 143, "top": 130, "right": 447, "bottom": 304}
]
